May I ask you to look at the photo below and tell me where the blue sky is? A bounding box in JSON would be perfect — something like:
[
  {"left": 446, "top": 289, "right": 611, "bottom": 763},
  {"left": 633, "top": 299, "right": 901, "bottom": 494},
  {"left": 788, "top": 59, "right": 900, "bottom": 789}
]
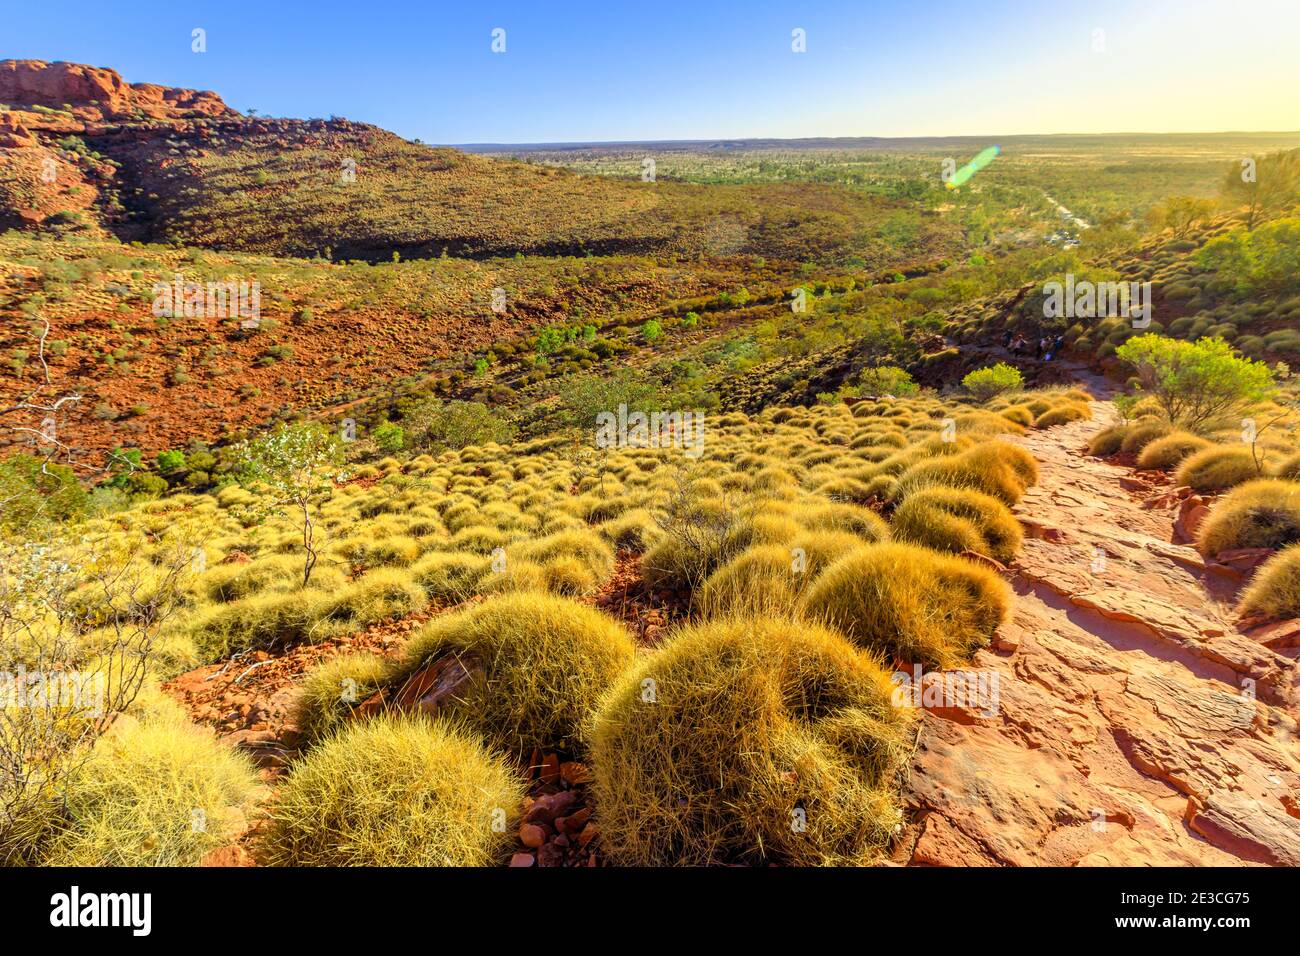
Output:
[{"left": 5, "top": 0, "right": 1298, "bottom": 142}]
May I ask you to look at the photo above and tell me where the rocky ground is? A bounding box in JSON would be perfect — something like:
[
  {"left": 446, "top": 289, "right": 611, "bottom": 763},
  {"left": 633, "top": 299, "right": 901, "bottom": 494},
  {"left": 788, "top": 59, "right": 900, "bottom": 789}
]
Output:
[{"left": 900, "top": 377, "right": 1300, "bottom": 866}]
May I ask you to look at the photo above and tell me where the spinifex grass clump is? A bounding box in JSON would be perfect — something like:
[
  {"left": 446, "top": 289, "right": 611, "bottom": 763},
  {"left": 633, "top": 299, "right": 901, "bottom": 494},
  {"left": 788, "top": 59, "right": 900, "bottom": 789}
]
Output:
[
  {"left": 1119, "top": 421, "right": 1172, "bottom": 454},
  {"left": 1197, "top": 479, "right": 1300, "bottom": 556},
  {"left": 410, "top": 550, "right": 491, "bottom": 602},
  {"left": 197, "top": 553, "right": 346, "bottom": 603},
  {"left": 259, "top": 715, "right": 523, "bottom": 866},
  {"left": 590, "top": 616, "right": 912, "bottom": 867},
  {"left": 1176, "top": 446, "right": 1261, "bottom": 492},
  {"left": 1237, "top": 544, "right": 1300, "bottom": 621},
  {"left": 696, "top": 530, "right": 866, "bottom": 618},
  {"left": 893, "top": 440, "right": 1038, "bottom": 505},
  {"left": 1033, "top": 401, "right": 1091, "bottom": 428},
  {"left": 1087, "top": 424, "right": 1130, "bottom": 457},
  {"left": 1136, "top": 431, "right": 1212, "bottom": 469},
  {"left": 391, "top": 592, "right": 636, "bottom": 756},
  {"left": 45, "top": 701, "right": 260, "bottom": 866},
  {"left": 294, "top": 651, "right": 391, "bottom": 744},
  {"left": 891, "top": 486, "right": 1023, "bottom": 563},
  {"left": 800, "top": 542, "right": 1010, "bottom": 668}
]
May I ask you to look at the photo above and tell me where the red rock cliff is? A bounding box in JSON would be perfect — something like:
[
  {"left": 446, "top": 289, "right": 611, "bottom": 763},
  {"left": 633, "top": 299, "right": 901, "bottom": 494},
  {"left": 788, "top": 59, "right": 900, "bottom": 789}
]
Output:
[{"left": 0, "top": 59, "right": 236, "bottom": 120}]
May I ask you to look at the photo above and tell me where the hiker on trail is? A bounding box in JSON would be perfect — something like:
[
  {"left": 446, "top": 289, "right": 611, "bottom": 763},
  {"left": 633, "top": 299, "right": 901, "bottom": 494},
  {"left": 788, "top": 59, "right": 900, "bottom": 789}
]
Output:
[
  {"left": 1003, "top": 329, "right": 1015, "bottom": 350},
  {"left": 1053, "top": 334, "right": 1065, "bottom": 354},
  {"left": 1035, "top": 337, "right": 1045, "bottom": 359}
]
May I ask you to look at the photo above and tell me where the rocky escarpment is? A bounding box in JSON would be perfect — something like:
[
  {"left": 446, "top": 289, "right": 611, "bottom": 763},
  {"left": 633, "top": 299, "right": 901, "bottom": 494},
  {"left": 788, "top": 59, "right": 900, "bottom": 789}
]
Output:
[
  {"left": 0, "top": 60, "right": 236, "bottom": 123},
  {"left": 0, "top": 60, "right": 240, "bottom": 231}
]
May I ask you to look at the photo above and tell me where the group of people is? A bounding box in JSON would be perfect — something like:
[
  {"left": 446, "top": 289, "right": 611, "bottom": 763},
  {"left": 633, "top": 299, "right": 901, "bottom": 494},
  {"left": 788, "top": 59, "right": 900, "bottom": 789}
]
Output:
[{"left": 1004, "top": 330, "right": 1065, "bottom": 362}]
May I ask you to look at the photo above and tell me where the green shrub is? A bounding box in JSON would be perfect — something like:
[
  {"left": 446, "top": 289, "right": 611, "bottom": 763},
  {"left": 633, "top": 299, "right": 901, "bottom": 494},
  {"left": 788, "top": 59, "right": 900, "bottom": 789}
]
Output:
[
  {"left": 962, "top": 363, "right": 1024, "bottom": 401},
  {"left": 1115, "top": 334, "right": 1275, "bottom": 429},
  {"left": 857, "top": 365, "right": 918, "bottom": 397}
]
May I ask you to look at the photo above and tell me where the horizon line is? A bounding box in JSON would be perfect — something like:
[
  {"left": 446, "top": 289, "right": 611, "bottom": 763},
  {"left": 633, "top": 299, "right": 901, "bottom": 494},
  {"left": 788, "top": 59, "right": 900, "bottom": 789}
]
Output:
[{"left": 449, "top": 130, "right": 1300, "bottom": 150}]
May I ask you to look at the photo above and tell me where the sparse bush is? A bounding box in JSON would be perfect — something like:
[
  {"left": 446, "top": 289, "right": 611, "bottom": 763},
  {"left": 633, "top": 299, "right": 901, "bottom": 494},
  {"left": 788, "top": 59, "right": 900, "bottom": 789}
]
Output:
[{"left": 406, "top": 399, "right": 515, "bottom": 451}]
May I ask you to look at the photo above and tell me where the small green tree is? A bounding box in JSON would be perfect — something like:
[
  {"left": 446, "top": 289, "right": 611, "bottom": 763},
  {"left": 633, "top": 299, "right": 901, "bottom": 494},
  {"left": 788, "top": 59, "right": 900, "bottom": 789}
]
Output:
[
  {"left": 0, "top": 456, "right": 89, "bottom": 533},
  {"left": 1115, "top": 334, "right": 1276, "bottom": 429},
  {"left": 407, "top": 400, "right": 515, "bottom": 451},
  {"left": 962, "top": 363, "right": 1023, "bottom": 401},
  {"left": 556, "top": 370, "right": 662, "bottom": 431},
  {"left": 155, "top": 449, "right": 186, "bottom": 473},
  {"left": 232, "top": 423, "right": 348, "bottom": 586},
  {"left": 1196, "top": 218, "right": 1300, "bottom": 294},
  {"left": 1145, "top": 196, "right": 1217, "bottom": 238},
  {"left": 371, "top": 421, "right": 406, "bottom": 454},
  {"left": 857, "top": 365, "right": 919, "bottom": 397},
  {"left": 1220, "top": 149, "right": 1300, "bottom": 229}
]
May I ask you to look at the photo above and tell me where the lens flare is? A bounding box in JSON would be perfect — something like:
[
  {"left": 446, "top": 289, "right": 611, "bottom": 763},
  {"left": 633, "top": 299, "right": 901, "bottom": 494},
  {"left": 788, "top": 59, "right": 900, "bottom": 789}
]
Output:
[{"left": 945, "top": 145, "right": 1001, "bottom": 189}]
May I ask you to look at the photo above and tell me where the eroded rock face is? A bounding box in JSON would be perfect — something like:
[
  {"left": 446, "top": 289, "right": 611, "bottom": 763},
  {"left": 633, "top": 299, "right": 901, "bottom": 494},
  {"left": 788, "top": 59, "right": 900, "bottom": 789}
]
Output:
[
  {"left": 901, "top": 390, "right": 1300, "bottom": 867},
  {"left": 0, "top": 59, "right": 235, "bottom": 122}
]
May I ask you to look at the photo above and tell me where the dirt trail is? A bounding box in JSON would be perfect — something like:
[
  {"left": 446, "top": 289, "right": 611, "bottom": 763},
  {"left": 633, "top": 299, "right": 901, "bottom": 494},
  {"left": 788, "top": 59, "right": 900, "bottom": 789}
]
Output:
[{"left": 902, "top": 379, "right": 1300, "bottom": 866}]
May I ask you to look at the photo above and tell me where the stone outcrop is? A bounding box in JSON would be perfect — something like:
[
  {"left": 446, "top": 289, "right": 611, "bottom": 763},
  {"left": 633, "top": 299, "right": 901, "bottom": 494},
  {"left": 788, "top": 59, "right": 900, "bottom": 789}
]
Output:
[{"left": 0, "top": 59, "right": 236, "bottom": 122}]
